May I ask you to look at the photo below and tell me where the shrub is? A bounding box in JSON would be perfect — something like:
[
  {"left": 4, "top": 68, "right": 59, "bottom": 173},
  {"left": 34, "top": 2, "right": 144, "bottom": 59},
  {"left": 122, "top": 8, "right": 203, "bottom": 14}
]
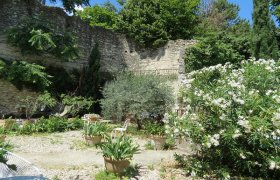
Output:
[
  {"left": 167, "top": 59, "right": 280, "bottom": 178},
  {"left": 101, "top": 73, "right": 174, "bottom": 129},
  {"left": 185, "top": 34, "right": 243, "bottom": 71},
  {"left": 61, "top": 94, "right": 94, "bottom": 117},
  {"left": 4, "top": 117, "right": 84, "bottom": 135}
]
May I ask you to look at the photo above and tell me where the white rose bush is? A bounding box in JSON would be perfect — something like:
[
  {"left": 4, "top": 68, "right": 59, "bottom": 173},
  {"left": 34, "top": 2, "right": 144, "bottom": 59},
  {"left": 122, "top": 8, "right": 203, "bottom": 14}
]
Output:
[{"left": 168, "top": 59, "right": 280, "bottom": 178}]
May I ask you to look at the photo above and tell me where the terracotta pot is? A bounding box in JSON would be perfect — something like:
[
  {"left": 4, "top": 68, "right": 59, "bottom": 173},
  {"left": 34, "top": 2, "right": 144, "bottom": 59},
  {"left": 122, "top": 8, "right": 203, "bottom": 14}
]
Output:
[
  {"left": 104, "top": 157, "right": 130, "bottom": 175},
  {"left": 151, "top": 135, "right": 167, "bottom": 150},
  {"left": 84, "top": 135, "right": 102, "bottom": 146}
]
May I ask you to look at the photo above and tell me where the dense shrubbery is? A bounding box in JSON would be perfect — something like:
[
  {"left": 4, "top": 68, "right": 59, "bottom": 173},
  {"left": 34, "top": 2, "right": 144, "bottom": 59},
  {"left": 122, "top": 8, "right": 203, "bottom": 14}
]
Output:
[
  {"left": 116, "top": 0, "right": 199, "bottom": 47},
  {"left": 77, "top": 5, "right": 117, "bottom": 29},
  {"left": 101, "top": 73, "right": 174, "bottom": 128},
  {"left": 167, "top": 59, "right": 280, "bottom": 178},
  {"left": 185, "top": 34, "right": 243, "bottom": 71},
  {"left": 1, "top": 117, "right": 83, "bottom": 135}
]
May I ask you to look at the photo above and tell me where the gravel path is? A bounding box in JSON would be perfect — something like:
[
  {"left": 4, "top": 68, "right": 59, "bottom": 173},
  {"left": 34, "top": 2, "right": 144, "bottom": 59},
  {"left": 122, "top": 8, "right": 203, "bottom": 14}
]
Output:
[{"left": 6, "top": 131, "right": 191, "bottom": 179}]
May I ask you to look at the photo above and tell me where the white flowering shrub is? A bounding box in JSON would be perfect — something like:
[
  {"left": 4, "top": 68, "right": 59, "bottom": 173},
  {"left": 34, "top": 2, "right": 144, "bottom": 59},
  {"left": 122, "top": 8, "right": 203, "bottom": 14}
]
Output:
[{"left": 169, "top": 59, "right": 280, "bottom": 178}]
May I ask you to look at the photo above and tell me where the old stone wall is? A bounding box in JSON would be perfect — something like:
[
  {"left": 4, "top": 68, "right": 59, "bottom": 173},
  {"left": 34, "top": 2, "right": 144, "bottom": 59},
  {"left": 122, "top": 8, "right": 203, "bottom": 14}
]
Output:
[
  {"left": 0, "top": 79, "right": 38, "bottom": 114},
  {"left": 0, "top": 0, "right": 195, "bottom": 114},
  {"left": 0, "top": 0, "right": 195, "bottom": 73}
]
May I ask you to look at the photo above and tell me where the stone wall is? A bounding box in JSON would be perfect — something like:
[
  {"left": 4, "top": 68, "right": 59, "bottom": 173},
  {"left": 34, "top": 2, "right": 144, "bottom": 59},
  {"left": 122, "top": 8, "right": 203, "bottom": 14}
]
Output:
[
  {"left": 0, "top": 0, "right": 195, "bottom": 114},
  {"left": 0, "top": 0, "right": 195, "bottom": 73},
  {"left": 0, "top": 79, "right": 38, "bottom": 114}
]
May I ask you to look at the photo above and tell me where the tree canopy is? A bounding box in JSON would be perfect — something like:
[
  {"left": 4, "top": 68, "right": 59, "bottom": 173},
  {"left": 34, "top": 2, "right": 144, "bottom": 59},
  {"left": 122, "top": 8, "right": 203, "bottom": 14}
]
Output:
[
  {"left": 252, "top": 0, "right": 279, "bottom": 59},
  {"left": 116, "top": 0, "right": 200, "bottom": 47},
  {"left": 77, "top": 4, "right": 117, "bottom": 29}
]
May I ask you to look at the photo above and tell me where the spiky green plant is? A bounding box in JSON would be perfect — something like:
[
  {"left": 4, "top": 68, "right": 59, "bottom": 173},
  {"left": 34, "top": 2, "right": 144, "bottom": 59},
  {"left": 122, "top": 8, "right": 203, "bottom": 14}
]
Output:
[{"left": 99, "top": 136, "right": 140, "bottom": 160}]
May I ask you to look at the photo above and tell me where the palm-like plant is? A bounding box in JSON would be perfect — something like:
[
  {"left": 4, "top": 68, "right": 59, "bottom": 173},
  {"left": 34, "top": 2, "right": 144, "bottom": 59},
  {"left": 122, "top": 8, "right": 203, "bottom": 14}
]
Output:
[
  {"left": 28, "top": 29, "right": 56, "bottom": 51},
  {"left": 99, "top": 136, "right": 140, "bottom": 160},
  {"left": 83, "top": 123, "right": 109, "bottom": 137}
]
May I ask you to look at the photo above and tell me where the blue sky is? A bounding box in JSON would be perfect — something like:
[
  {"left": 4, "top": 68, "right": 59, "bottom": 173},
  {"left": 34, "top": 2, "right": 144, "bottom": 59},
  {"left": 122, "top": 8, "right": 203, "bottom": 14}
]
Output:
[
  {"left": 228, "top": 0, "right": 253, "bottom": 23},
  {"left": 46, "top": 0, "right": 253, "bottom": 22}
]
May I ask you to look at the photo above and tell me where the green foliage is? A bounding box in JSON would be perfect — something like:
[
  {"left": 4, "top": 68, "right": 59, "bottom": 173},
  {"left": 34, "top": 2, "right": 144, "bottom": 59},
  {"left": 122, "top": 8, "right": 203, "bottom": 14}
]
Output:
[
  {"left": 61, "top": 94, "right": 94, "bottom": 116},
  {"left": 94, "top": 170, "right": 120, "bottom": 180},
  {"left": 116, "top": 0, "right": 199, "bottom": 47},
  {"left": 145, "top": 122, "right": 165, "bottom": 136},
  {"left": 185, "top": 34, "right": 243, "bottom": 71},
  {"left": 197, "top": 0, "right": 240, "bottom": 35},
  {"left": 77, "top": 5, "right": 117, "bottom": 29},
  {"left": 271, "top": 0, "right": 280, "bottom": 25},
  {"left": 0, "top": 60, "right": 52, "bottom": 91},
  {"left": 252, "top": 0, "right": 279, "bottom": 60},
  {"left": 83, "top": 122, "right": 109, "bottom": 137},
  {"left": 101, "top": 73, "right": 174, "bottom": 122},
  {"left": 190, "top": 0, "right": 252, "bottom": 71},
  {"left": 1, "top": 117, "right": 83, "bottom": 135},
  {"left": 7, "top": 17, "right": 79, "bottom": 61},
  {"left": 28, "top": 29, "right": 56, "bottom": 51},
  {"left": 18, "top": 117, "right": 83, "bottom": 135},
  {"left": 168, "top": 59, "right": 280, "bottom": 178},
  {"left": 99, "top": 135, "right": 139, "bottom": 160},
  {"left": 80, "top": 43, "right": 101, "bottom": 98},
  {"left": 20, "top": 92, "right": 56, "bottom": 119},
  {"left": 144, "top": 141, "right": 155, "bottom": 150}
]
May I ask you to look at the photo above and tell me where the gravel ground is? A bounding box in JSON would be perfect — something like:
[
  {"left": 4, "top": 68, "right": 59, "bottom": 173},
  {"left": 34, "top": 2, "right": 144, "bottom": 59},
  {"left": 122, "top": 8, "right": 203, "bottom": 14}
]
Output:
[{"left": 6, "top": 131, "right": 191, "bottom": 179}]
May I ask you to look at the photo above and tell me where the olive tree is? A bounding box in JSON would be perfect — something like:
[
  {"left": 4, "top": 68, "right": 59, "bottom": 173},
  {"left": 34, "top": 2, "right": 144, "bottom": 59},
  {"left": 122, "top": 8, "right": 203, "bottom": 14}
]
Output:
[{"left": 101, "top": 73, "right": 174, "bottom": 129}]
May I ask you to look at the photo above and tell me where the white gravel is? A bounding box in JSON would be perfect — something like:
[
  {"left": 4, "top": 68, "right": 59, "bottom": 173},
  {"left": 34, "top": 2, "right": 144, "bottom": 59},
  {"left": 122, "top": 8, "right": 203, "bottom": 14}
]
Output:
[{"left": 6, "top": 131, "right": 191, "bottom": 179}]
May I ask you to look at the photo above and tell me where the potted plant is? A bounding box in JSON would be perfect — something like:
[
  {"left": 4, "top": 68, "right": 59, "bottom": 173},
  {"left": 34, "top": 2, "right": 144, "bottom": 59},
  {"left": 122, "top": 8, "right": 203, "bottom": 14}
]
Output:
[
  {"left": 99, "top": 135, "right": 139, "bottom": 175},
  {"left": 83, "top": 122, "right": 108, "bottom": 146},
  {"left": 145, "top": 122, "right": 166, "bottom": 150}
]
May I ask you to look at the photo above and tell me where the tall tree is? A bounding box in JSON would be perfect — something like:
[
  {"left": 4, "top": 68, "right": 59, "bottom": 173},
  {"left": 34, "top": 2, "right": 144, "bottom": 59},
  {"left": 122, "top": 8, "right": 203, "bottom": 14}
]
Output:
[
  {"left": 271, "top": 0, "right": 280, "bottom": 24},
  {"left": 116, "top": 0, "right": 199, "bottom": 47},
  {"left": 252, "top": 0, "right": 279, "bottom": 60},
  {"left": 197, "top": 0, "right": 240, "bottom": 36}
]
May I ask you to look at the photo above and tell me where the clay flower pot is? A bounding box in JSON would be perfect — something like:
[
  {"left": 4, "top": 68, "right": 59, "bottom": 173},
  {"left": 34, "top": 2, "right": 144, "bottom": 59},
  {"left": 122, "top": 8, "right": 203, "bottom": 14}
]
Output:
[
  {"left": 84, "top": 135, "right": 102, "bottom": 146},
  {"left": 104, "top": 157, "right": 130, "bottom": 175},
  {"left": 151, "top": 135, "right": 167, "bottom": 150}
]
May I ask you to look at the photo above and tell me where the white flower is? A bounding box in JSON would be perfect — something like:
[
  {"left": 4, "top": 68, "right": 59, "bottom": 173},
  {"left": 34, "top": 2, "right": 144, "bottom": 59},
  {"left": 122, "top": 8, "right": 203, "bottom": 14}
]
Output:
[
  {"left": 269, "top": 161, "right": 276, "bottom": 170},
  {"left": 232, "top": 129, "right": 241, "bottom": 139},
  {"left": 240, "top": 153, "right": 246, "bottom": 159},
  {"left": 174, "top": 128, "right": 179, "bottom": 133},
  {"left": 237, "top": 117, "right": 251, "bottom": 131},
  {"left": 219, "top": 114, "right": 226, "bottom": 120},
  {"left": 206, "top": 142, "right": 211, "bottom": 148},
  {"left": 191, "top": 171, "right": 196, "bottom": 177},
  {"left": 274, "top": 112, "right": 280, "bottom": 120},
  {"left": 210, "top": 134, "right": 220, "bottom": 146}
]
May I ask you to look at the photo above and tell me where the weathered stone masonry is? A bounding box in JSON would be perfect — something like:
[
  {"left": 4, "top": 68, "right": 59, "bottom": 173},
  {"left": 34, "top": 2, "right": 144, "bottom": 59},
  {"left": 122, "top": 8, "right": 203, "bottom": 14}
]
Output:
[{"left": 0, "top": 0, "right": 195, "bottom": 113}]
